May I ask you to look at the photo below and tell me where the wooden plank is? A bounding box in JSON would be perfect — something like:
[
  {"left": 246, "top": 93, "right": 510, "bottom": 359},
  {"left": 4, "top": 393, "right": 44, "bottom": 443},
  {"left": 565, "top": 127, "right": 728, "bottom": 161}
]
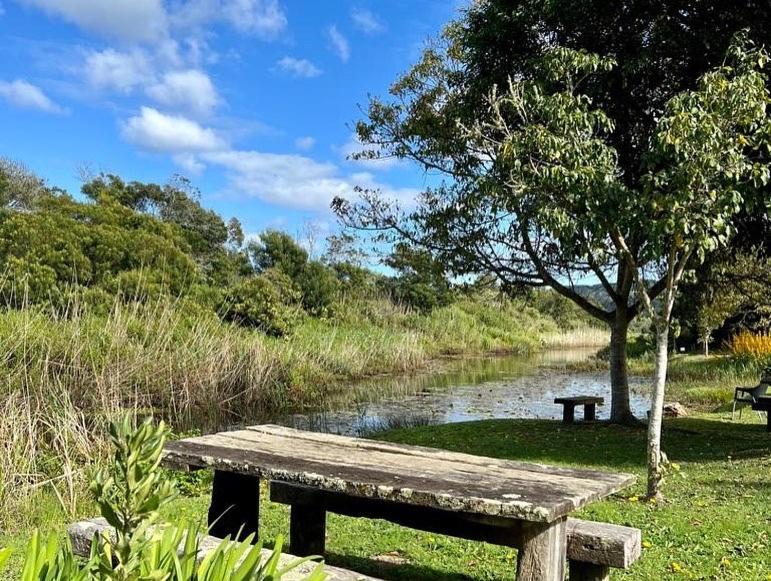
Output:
[
  {"left": 162, "top": 425, "right": 634, "bottom": 523},
  {"left": 565, "top": 519, "right": 641, "bottom": 569},
  {"left": 563, "top": 403, "right": 576, "bottom": 424},
  {"left": 516, "top": 518, "right": 567, "bottom": 581},
  {"left": 271, "top": 482, "right": 642, "bottom": 569},
  {"left": 68, "top": 518, "right": 380, "bottom": 581},
  {"left": 554, "top": 397, "right": 604, "bottom": 405},
  {"left": 271, "top": 481, "right": 524, "bottom": 548}
]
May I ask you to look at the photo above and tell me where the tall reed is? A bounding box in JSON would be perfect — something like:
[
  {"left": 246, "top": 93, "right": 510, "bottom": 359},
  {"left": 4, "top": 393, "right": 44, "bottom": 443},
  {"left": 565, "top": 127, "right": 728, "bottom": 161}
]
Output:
[{"left": 0, "top": 292, "right": 578, "bottom": 531}]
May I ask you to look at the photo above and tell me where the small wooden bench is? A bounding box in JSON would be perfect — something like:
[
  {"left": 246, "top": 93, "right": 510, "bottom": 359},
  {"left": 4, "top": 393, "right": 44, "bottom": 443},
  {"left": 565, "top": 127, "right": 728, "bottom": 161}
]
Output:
[
  {"left": 68, "top": 517, "right": 380, "bottom": 581},
  {"left": 555, "top": 396, "right": 604, "bottom": 424},
  {"left": 271, "top": 481, "right": 641, "bottom": 581}
]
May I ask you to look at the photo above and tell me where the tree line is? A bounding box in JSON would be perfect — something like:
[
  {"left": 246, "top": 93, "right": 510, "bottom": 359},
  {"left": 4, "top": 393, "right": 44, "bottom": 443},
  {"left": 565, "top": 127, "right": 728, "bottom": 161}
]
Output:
[{"left": 0, "top": 161, "right": 470, "bottom": 337}]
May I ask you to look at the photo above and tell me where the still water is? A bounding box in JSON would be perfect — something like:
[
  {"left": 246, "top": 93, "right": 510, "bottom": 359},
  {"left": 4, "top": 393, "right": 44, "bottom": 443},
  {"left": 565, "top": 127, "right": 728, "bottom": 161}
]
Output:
[{"left": 277, "top": 348, "right": 651, "bottom": 436}]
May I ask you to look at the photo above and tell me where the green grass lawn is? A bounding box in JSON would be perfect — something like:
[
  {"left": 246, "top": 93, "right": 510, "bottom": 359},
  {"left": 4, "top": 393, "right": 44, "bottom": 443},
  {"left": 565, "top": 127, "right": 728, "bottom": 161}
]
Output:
[
  {"left": 158, "top": 414, "right": 771, "bottom": 580},
  {"left": 1, "top": 411, "right": 769, "bottom": 579}
]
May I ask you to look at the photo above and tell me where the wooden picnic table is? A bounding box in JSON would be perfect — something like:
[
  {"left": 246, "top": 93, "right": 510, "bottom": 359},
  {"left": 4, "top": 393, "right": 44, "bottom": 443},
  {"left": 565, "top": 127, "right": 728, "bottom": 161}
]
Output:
[{"left": 162, "top": 424, "right": 634, "bottom": 580}]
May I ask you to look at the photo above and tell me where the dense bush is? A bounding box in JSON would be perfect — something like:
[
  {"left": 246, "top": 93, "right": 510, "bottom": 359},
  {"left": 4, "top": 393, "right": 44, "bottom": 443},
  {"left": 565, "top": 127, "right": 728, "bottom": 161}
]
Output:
[
  {"left": 299, "top": 261, "right": 339, "bottom": 316},
  {"left": 221, "top": 275, "right": 300, "bottom": 336},
  {"left": 249, "top": 230, "right": 309, "bottom": 278},
  {"left": 0, "top": 193, "right": 198, "bottom": 306},
  {"left": 528, "top": 289, "right": 597, "bottom": 330}
]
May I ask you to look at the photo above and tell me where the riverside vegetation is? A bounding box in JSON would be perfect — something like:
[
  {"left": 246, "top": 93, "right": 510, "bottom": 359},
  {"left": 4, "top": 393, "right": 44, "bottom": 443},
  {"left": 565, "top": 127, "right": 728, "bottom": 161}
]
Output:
[{"left": 0, "top": 163, "right": 602, "bottom": 551}]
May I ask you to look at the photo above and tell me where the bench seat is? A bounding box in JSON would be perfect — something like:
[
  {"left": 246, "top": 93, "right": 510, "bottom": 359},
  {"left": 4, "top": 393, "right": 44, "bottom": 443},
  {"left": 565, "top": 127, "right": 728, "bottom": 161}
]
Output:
[
  {"left": 271, "top": 481, "right": 640, "bottom": 581},
  {"left": 554, "top": 396, "right": 604, "bottom": 423},
  {"left": 68, "top": 517, "right": 380, "bottom": 581}
]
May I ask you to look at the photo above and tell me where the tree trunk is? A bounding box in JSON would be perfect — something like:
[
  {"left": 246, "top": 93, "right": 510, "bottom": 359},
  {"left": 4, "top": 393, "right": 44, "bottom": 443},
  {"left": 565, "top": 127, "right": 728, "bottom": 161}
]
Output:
[
  {"left": 609, "top": 311, "right": 635, "bottom": 424},
  {"left": 703, "top": 337, "right": 709, "bottom": 357},
  {"left": 646, "top": 324, "right": 670, "bottom": 498}
]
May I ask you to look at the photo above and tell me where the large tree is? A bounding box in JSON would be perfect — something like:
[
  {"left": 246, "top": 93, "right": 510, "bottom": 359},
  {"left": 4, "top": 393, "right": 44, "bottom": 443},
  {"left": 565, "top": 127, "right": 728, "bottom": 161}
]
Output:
[
  {"left": 620, "top": 38, "right": 771, "bottom": 496},
  {"left": 334, "top": 0, "right": 771, "bottom": 423}
]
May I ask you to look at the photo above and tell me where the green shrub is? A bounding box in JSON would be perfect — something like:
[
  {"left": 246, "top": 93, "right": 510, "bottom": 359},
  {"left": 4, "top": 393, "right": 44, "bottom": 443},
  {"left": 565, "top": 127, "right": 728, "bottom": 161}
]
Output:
[
  {"left": 0, "top": 416, "right": 324, "bottom": 580},
  {"left": 299, "top": 261, "right": 339, "bottom": 316},
  {"left": 221, "top": 276, "right": 300, "bottom": 336}
]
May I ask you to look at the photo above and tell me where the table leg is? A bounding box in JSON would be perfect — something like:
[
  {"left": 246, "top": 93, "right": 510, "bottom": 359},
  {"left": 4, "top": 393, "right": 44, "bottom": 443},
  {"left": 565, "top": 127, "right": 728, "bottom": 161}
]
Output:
[
  {"left": 516, "top": 517, "right": 567, "bottom": 581},
  {"left": 584, "top": 403, "right": 596, "bottom": 422},
  {"left": 289, "top": 504, "right": 327, "bottom": 556},
  {"left": 208, "top": 470, "right": 260, "bottom": 541},
  {"left": 766, "top": 411, "right": 771, "bottom": 432},
  {"left": 563, "top": 405, "right": 575, "bottom": 424}
]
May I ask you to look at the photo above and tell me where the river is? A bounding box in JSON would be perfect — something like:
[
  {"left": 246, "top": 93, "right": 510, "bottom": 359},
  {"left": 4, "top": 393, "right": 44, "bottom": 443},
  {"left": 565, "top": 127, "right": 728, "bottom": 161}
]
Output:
[{"left": 277, "top": 348, "right": 651, "bottom": 435}]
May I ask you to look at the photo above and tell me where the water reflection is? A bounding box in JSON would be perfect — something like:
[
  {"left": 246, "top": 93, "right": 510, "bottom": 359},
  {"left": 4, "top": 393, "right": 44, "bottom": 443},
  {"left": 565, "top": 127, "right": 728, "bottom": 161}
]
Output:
[{"left": 279, "top": 348, "right": 651, "bottom": 436}]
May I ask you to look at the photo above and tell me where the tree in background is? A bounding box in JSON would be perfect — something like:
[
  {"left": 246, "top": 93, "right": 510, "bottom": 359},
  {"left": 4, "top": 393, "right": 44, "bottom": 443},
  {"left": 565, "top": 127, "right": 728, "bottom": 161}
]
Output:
[
  {"left": 609, "top": 36, "right": 770, "bottom": 496},
  {"left": 384, "top": 242, "right": 452, "bottom": 313},
  {"left": 0, "top": 157, "right": 47, "bottom": 211},
  {"left": 248, "top": 230, "right": 309, "bottom": 279},
  {"left": 334, "top": 0, "right": 771, "bottom": 424},
  {"left": 248, "top": 230, "right": 339, "bottom": 316},
  {"left": 0, "top": 191, "right": 198, "bottom": 307}
]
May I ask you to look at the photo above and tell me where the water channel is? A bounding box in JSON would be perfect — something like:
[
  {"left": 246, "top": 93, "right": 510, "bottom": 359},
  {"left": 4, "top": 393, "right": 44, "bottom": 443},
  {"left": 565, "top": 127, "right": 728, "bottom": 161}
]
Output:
[{"left": 277, "top": 348, "right": 651, "bottom": 436}]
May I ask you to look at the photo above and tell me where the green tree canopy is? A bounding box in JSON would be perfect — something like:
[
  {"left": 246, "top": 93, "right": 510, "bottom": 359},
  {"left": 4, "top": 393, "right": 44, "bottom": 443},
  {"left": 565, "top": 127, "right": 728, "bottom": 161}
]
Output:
[
  {"left": 335, "top": 0, "right": 771, "bottom": 423},
  {"left": 0, "top": 192, "right": 197, "bottom": 307},
  {"left": 248, "top": 230, "right": 309, "bottom": 278}
]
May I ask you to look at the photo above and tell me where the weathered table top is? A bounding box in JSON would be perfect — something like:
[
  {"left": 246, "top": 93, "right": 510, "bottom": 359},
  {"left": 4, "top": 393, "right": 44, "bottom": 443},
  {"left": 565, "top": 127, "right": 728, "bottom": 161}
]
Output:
[
  {"left": 162, "top": 424, "right": 634, "bottom": 523},
  {"left": 554, "top": 396, "right": 604, "bottom": 405}
]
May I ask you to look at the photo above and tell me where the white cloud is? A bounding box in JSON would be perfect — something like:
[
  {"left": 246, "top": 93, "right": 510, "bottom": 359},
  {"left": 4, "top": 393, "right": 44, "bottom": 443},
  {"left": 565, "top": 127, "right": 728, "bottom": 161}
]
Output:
[
  {"left": 350, "top": 7, "right": 384, "bottom": 34},
  {"left": 0, "top": 79, "right": 64, "bottom": 113},
  {"left": 169, "top": 0, "right": 287, "bottom": 39},
  {"left": 21, "top": 0, "right": 167, "bottom": 43},
  {"left": 326, "top": 25, "right": 350, "bottom": 63},
  {"left": 84, "top": 49, "right": 153, "bottom": 93},
  {"left": 294, "top": 136, "right": 315, "bottom": 150},
  {"left": 340, "top": 134, "right": 400, "bottom": 170},
  {"left": 146, "top": 69, "right": 219, "bottom": 116},
  {"left": 222, "top": 0, "right": 286, "bottom": 37},
  {"left": 201, "top": 149, "right": 418, "bottom": 211},
  {"left": 173, "top": 153, "right": 206, "bottom": 174},
  {"left": 275, "top": 56, "right": 322, "bottom": 78},
  {"left": 121, "top": 107, "right": 226, "bottom": 153}
]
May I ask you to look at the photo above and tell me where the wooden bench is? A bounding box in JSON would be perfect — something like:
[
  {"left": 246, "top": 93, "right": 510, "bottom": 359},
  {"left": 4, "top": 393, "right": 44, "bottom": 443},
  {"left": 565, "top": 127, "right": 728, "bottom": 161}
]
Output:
[
  {"left": 162, "top": 424, "right": 636, "bottom": 580},
  {"left": 67, "top": 517, "right": 380, "bottom": 581},
  {"left": 271, "top": 481, "right": 641, "bottom": 581},
  {"left": 554, "top": 396, "right": 604, "bottom": 424}
]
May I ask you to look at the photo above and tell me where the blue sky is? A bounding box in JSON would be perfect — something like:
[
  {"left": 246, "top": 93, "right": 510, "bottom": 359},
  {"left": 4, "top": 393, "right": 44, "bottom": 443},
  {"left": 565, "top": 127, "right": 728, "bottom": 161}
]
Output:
[{"left": 0, "top": 0, "right": 464, "bottom": 242}]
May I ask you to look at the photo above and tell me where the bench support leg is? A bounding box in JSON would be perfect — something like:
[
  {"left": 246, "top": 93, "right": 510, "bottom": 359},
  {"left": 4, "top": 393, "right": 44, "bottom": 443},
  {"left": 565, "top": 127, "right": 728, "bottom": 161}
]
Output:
[
  {"left": 568, "top": 561, "right": 610, "bottom": 581},
  {"left": 516, "top": 517, "right": 567, "bottom": 581},
  {"left": 289, "top": 504, "right": 327, "bottom": 556},
  {"left": 208, "top": 470, "right": 260, "bottom": 542},
  {"left": 563, "top": 405, "right": 575, "bottom": 424},
  {"left": 584, "top": 403, "right": 596, "bottom": 422}
]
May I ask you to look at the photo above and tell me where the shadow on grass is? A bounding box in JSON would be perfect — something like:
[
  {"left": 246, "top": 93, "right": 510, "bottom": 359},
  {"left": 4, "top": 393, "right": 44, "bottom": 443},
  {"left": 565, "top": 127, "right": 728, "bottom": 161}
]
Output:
[
  {"left": 324, "top": 552, "right": 476, "bottom": 581},
  {"left": 376, "top": 417, "right": 770, "bottom": 472}
]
